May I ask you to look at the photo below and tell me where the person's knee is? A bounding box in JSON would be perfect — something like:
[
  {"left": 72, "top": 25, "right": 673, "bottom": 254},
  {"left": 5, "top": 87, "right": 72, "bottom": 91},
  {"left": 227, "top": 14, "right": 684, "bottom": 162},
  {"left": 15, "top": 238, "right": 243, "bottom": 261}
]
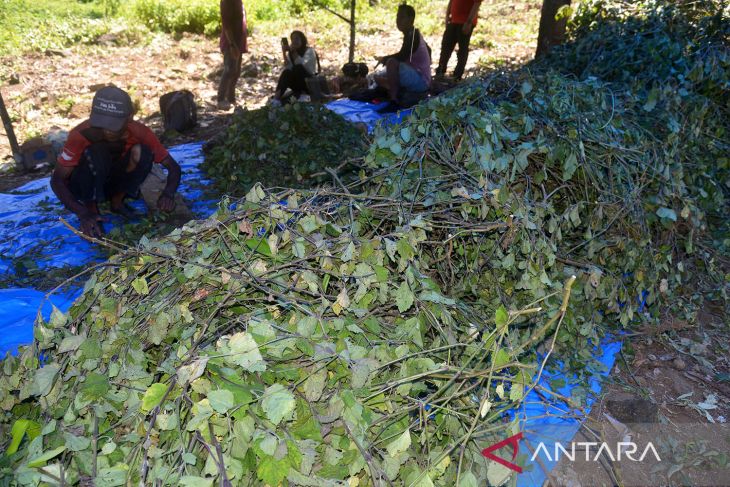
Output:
[
  {"left": 126, "top": 144, "right": 153, "bottom": 173},
  {"left": 130, "top": 144, "right": 142, "bottom": 164}
]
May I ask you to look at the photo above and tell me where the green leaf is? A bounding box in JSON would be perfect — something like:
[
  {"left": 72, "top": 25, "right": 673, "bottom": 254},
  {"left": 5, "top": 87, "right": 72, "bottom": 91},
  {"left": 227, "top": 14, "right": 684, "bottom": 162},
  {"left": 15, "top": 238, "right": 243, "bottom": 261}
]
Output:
[
  {"left": 33, "top": 364, "right": 60, "bottom": 397},
  {"left": 562, "top": 152, "right": 578, "bottom": 180},
  {"left": 58, "top": 335, "right": 85, "bottom": 354},
  {"left": 80, "top": 372, "right": 111, "bottom": 401},
  {"left": 227, "top": 332, "right": 266, "bottom": 372},
  {"left": 156, "top": 413, "right": 179, "bottom": 431},
  {"left": 257, "top": 455, "right": 290, "bottom": 485},
  {"left": 95, "top": 465, "right": 130, "bottom": 487},
  {"left": 7, "top": 419, "right": 40, "bottom": 455},
  {"left": 299, "top": 214, "right": 319, "bottom": 234},
  {"left": 656, "top": 207, "right": 677, "bottom": 221},
  {"left": 64, "top": 432, "right": 91, "bottom": 452},
  {"left": 131, "top": 277, "right": 149, "bottom": 295},
  {"left": 419, "top": 291, "right": 455, "bottom": 305},
  {"left": 303, "top": 368, "right": 327, "bottom": 402},
  {"left": 495, "top": 305, "right": 508, "bottom": 327},
  {"left": 177, "top": 357, "right": 208, "bottom": 385},
  {"left": 245, "top": 184, "right": 266, "bottom": 203},
  {"left": 396, "top": 238, "right": 415, "bottom": 260},
  {"left": 141, "top": 383, "right": 168, "bottom": 413},
  {"left": 487, "top": 458, "right": 514, "bottom": 486},
  {"left": 207, "top": 389, "right": 234, "bottom": 414},
  {"left": 179, "top": 476, "right": 214, "bottom": 487},
  {"left": 386, "top": 429, "right": 411, "bottom": 457},
  {"left": 509, "top": 384, "right": 524, "bottom": 402},
  {"left": 297, "top": 316, "right": 318, "bottom": 338},
  {"left": 401, "top": 127, "right": 411, "bottom": 143},
  {"left": 261, "top": 384, "right": 296, "bottom": 425},
  {"left": 395, "top": 282, "right": 414, "bottom": 313},
  {"left": 245, "top": 238, "right": 273, "bottom": 257},
  {"left": 26, "top": 446, "right": 65, "bottom": 468},
  {"left": 458, "top": 471, "right": 478, "bottom": 487},
  {"left": 341, "top": 241, "right": 355, "bottom": 262}
]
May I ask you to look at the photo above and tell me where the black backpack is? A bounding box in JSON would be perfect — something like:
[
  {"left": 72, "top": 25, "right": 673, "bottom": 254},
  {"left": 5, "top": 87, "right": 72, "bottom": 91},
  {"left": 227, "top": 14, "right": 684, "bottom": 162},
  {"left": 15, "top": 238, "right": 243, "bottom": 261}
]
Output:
[{"left": 159, "top": 90, "right": 197, "bottom": 132}]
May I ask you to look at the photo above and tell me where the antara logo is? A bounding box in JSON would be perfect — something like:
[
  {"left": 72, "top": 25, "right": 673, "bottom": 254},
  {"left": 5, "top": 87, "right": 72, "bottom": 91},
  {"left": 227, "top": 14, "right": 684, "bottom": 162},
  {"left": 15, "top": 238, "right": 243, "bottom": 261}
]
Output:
[
  {"left": 482, "top": 433, "right": 662, "bottom": 474},
  {"left": 530, "top": 441, "right": 662, "bottom": 463}
]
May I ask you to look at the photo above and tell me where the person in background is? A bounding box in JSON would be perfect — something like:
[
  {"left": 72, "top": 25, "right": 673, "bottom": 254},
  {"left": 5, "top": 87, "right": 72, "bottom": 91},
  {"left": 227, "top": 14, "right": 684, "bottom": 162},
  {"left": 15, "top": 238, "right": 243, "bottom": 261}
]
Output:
[
  {"left": 374, "top": 4, "right": 431, "bottom": 112},
  {"left": 51, "top": 86, "right": 181, "bottom": 238},
  {"left": 435, "top": 0, "right": 482, "bottom": 81},
  {"left": 271, "top": 31, "right": 318, "bottom": 105},
  {"left": 218, "top": 0, "right": 248, "bottom": 110}
]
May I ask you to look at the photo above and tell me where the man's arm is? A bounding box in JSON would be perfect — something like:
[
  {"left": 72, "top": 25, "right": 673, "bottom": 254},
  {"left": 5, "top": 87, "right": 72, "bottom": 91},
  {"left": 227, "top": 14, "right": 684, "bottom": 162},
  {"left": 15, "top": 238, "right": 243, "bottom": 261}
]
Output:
[
  {"left": 463, "top": 1, "right": 482, "bottom": 34},
  {"left": 380, "top": 29, "right": 420, "bottom": 63},
  {"left": 50, "top": 165, "right": 103, "bottom": 237},
  {"left": 445, "top": 0, "right": 453, "bottom": 25},
  {"left": 157, "top": 155, "right": 181, "bottom": 212}
]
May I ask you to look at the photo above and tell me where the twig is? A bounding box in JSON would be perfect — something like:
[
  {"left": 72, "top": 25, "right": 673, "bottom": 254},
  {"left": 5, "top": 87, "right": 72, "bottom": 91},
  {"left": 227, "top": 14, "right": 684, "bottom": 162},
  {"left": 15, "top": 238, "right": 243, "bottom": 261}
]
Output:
[{"left": 208, "top": 422, "right": 232, "bottom": 487}]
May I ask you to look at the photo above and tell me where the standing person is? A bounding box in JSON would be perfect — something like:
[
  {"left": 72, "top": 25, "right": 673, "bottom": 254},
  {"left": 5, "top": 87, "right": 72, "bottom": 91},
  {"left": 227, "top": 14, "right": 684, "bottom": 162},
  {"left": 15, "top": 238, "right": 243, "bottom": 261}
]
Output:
[
  {"left": 435, "top": 0, "right": 482, "bottom": 81},
  {"left": 51, "top": 86, "right": 182, "bottom": 238},
  {"left": 271, "top": 31, "right": 318, "bottom": 105},
  {"left": 218, "top": 0, "right": 248, "bottom": 110},
  {"left": 374, "top": 4, "right": 431, "bottom": 112}
]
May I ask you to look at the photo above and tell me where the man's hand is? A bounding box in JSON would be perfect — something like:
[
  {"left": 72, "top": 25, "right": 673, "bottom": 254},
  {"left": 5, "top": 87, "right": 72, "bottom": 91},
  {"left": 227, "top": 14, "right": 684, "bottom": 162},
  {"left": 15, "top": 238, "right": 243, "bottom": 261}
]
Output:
[
  {"left": 157, "top": 192, "right": 175, "bottom": 212},
  {"left": 462, "top": 22, "right": 474, "bottom": 35},
  {"left": 79, "top": 211, "right": 104, "bottom": 238}
]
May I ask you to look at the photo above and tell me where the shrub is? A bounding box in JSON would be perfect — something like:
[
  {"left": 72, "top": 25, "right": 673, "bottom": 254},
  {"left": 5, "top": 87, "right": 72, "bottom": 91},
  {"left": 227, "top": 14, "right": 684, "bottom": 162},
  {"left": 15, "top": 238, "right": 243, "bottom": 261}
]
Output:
[{"left": 131, "top": 0, "right": 220, "bottom": 35}]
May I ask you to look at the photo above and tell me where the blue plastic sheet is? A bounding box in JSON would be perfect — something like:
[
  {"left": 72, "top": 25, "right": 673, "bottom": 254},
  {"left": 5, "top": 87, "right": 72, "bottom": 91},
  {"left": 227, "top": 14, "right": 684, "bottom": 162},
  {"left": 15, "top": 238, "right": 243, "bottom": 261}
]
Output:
[
  {"left": 0, "top": 142, "right": 215, "bottom": 356},
  {"left": 514, "top": 340, "right": 622, "bottom": 486},
  {"left": 0, "top": 288, "right": 82, "bottom": 357},
  {"left": 325, "top": 98, "right": 411, "bottom": 132}
]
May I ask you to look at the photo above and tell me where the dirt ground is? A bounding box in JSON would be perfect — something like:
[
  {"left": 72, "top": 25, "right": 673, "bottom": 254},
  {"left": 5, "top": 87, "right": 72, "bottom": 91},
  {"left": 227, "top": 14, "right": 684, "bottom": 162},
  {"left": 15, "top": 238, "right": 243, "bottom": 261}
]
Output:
[
  {"left": 549, "top": 307, "right": 730, "bottom": 486},
  {"left": 0, "top": 0, "right": 538, "bottom": 191}
]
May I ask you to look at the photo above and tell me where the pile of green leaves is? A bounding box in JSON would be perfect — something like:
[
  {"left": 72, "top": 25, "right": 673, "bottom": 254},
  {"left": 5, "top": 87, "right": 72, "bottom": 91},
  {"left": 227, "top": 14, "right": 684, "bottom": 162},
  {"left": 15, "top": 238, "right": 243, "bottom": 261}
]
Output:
[
  {"left": 203, "top": 104, "right": 368, "bottom": 195},
  {"left": 0, "top": 1, "right": 727, "bottom": 486},
  {"left": 0, "top": 186, "right": 575, "bottom": 485}
]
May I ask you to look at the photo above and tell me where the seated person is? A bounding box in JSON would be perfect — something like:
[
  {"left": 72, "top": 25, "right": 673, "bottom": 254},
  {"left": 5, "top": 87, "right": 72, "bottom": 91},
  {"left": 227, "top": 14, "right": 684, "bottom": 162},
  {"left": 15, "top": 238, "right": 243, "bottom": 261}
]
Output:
[
  {"left": 375, "top": 4, "right": 431, "bottom": 111},
  {"left": 51, "top": 86, "right": 182, "bottom": 238},
  {"left": 272, "top": 31, "right": 319, "bottom": 105}
]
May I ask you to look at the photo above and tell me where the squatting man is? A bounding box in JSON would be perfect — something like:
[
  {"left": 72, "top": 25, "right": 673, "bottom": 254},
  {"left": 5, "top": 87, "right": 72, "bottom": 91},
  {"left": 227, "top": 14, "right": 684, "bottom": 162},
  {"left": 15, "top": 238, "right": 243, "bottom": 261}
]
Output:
[{"left": 51, "top": 86, "right": 182, "bottom": 238}]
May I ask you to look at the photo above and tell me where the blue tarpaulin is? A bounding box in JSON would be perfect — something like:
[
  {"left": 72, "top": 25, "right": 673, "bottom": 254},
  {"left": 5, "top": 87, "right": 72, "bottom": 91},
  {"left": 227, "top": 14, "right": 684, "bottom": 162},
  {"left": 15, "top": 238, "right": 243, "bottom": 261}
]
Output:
[
  {"left": 0, "top": 110, "right": 622, "bottom": 487},
  {"left": 0, "top": 142, "right": 214, "bottom": 357},
  {"left": 325, "top": 98, "right": 411, "bottom": 132}
]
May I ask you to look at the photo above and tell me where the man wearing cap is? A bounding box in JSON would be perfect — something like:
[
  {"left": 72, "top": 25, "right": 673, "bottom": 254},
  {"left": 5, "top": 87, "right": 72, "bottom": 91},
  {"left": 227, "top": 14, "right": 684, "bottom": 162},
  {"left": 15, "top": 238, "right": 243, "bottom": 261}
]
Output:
[{"left": 51, "top": 86, "right": 182, "bottom": 238}]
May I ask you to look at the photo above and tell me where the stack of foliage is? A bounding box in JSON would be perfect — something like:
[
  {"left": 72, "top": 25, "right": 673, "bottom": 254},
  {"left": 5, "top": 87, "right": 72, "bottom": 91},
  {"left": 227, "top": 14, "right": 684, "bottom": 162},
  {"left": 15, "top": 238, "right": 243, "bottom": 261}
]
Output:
[
  {"left": 0, "top": 1, "right": 727, "bottom": 486},
  {"left": 203, "top": 104, "right": 368, "bottom": 195}
]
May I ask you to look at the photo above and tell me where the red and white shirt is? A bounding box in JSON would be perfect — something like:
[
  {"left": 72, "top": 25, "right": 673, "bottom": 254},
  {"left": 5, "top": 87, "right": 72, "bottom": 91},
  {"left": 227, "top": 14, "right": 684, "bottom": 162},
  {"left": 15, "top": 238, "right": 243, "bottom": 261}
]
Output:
[{"left": 57, "top": 120, "right": 170, "bottom": 168}]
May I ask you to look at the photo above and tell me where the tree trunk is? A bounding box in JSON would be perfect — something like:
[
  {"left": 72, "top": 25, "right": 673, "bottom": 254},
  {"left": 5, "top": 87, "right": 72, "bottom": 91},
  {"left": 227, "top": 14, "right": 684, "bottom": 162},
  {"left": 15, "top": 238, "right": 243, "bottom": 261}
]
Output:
[
  {"left": 535, "top": 0, "right": 570, "bottom": 57},
  {"left": 349, "top": 0, "right": 356, "bottom": 63}
]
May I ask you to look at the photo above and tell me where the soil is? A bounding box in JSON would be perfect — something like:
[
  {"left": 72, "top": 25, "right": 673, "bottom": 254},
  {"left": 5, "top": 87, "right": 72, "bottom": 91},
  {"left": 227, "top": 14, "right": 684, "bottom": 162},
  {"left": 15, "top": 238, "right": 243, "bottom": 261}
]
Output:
[
  {"left": 549, "top": 306, "right": 730, "bottom": 486},
  {"left": 0, "top": 0, "right": 539, "bottom": 191}
]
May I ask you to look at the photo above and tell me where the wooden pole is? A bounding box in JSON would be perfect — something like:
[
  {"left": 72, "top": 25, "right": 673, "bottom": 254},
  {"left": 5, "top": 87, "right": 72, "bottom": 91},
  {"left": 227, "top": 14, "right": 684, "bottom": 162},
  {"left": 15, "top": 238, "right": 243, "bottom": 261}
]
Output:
[
  {"left": 349, "top": 0, "right": 356, "bottom": 63},
  {"left": 0, "top": 89, "right": 22, "bottom": 169}
]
